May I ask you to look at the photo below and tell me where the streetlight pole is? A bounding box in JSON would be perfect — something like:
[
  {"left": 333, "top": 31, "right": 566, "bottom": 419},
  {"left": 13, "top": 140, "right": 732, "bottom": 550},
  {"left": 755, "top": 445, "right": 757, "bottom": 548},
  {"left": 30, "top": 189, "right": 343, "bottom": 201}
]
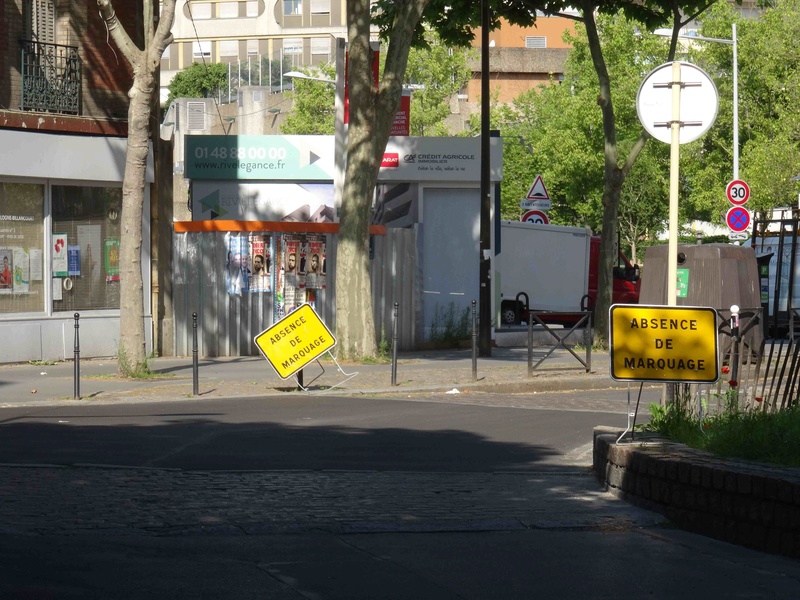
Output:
[{"left": 655, "top": 25, "right": 738, "bottom": 179}]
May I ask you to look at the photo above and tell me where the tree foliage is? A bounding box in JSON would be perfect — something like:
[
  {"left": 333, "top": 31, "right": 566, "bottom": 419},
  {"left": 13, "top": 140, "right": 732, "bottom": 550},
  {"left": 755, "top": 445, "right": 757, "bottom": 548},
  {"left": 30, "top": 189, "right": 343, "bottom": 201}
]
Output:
[
  {"left": 166, "top": 62, "right": 228, "bottom": 105},
  {"left": 488, "top": 15, "right": 672, "bottom": 260},
  {"left": 404, "top": 31, "right": 475, "bottom": 136},
  {"left": 281, "top": 64, "right": 336, "bottom": 135}
]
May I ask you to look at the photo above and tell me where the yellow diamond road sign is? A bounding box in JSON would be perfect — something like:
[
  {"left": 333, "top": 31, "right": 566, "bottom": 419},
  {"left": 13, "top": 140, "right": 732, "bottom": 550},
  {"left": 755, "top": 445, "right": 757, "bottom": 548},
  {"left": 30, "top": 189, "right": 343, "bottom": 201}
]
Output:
[
  {"left": 254, "top": 304, "right": 336, "bottom": 379},
  {"left": 610, "top": 305, "right": 719, "bottom": 383}
]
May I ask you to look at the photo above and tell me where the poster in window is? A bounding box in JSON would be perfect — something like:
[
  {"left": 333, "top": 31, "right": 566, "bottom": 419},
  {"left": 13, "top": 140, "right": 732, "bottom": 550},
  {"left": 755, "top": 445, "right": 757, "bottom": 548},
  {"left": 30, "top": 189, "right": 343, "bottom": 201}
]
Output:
[
  {"left": 13, "top": 247, "right": 29, "bottom": 294},
  {"left": 105, "top": 238, "right": 120, "bottom": 282},
  {"left": 29, "top": 248, "right": 43, "bottom": 282},
  {"left": 248, "top": 233, "right": 271, "bottom": 293},
  {"left": 68, "top": 245, "right": 81, "bottom": 276},
  {"left": 0, "top": 247, "right": 12, "bottom": 293},
  {"left": 78, "top": 225, "right": 102, "bottom": 292},
  {"left": 52, "top": 234, "right": 68, "bottom": 277}
]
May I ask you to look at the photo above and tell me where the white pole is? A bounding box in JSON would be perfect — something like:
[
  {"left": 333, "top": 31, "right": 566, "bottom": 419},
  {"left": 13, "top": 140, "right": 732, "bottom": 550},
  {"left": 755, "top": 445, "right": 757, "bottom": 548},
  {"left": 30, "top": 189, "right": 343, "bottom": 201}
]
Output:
[
  {"left": 732, "top": 23, "right": 739, "bottom": 180},
  {"left": 667, "top": 61, "right": 682, "bottom": 307}
]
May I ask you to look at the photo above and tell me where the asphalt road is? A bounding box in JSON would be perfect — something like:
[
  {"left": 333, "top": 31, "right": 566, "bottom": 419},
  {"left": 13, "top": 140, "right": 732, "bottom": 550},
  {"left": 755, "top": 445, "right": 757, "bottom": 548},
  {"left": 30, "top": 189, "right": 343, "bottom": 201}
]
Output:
[
  {"left": 0, "top": 389, "right": 652, "bottom": 470},
  {"left": 3, "top": 389, "right": 800, "bottom": 599}
]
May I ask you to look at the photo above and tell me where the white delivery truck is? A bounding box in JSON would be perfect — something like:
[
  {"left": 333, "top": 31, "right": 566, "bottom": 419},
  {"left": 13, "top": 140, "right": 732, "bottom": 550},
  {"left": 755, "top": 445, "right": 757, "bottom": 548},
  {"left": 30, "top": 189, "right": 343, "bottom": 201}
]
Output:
[{"left": 496, "top": 220, "right": 640, "bottom": 326}]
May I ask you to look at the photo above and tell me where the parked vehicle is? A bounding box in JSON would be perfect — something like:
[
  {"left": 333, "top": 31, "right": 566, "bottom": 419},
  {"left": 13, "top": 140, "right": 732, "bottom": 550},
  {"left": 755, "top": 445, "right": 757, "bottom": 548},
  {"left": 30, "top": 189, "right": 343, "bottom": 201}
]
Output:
[{"left": 497, "top": 221, "right": 640, "bottom": 326}]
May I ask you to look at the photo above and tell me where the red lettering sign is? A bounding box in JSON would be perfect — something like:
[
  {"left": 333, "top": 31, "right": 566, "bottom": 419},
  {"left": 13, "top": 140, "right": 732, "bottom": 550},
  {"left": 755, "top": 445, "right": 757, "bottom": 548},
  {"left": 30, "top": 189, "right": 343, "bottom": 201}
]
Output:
[{"left": 381, "top": 153, "right": 400, "bottom": 168}]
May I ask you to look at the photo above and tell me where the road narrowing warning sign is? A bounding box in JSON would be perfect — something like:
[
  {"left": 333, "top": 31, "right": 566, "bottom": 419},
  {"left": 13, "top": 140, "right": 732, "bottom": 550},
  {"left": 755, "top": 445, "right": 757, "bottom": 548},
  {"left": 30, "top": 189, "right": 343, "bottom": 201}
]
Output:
[
  {"left": 609, "top": 305, "right": 719, "bottom": 383},
  {"left": 254, "top": 304, "right": 336, "bottom": 379}
]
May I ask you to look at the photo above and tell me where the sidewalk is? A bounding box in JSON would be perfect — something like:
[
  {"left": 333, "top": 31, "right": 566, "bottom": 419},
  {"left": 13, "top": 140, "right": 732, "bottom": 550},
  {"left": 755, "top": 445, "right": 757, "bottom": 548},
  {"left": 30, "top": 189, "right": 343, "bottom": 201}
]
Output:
[{"left": 0, "top": 346, "right": 634, "bottom": 407}]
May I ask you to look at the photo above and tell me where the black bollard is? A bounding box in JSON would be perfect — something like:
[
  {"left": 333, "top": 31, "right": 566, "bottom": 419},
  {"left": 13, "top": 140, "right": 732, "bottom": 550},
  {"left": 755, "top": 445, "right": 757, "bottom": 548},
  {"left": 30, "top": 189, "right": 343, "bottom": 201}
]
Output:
[
  {"left": 73, "top": 313, "right": 80, "bottom": 399},
  {"left": 471, "top": 300, "right": 478, "bottom": 381},
  {"left": 192, "top": 312, "right": 199, "bottom": 396},
  {"left": 391, "top": 302, "right": 399, "bottom": 386}
]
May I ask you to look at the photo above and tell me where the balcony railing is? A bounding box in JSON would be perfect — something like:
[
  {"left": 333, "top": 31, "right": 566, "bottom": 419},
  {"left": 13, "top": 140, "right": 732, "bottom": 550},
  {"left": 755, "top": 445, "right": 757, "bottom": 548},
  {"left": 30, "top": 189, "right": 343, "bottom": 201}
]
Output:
[{"left": 20, "top": 39, "right": 81, "bottom": 115}]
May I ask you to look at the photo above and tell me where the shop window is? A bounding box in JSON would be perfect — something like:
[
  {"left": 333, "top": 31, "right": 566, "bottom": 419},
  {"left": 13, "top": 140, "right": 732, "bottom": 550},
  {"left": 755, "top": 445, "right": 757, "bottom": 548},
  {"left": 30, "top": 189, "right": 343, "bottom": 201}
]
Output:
[
  {"left": 0, "top": 182, "right": 45, "bottom": 314},
  {"left": 51, "top": 185, "right": 122, "bottom": 312}
]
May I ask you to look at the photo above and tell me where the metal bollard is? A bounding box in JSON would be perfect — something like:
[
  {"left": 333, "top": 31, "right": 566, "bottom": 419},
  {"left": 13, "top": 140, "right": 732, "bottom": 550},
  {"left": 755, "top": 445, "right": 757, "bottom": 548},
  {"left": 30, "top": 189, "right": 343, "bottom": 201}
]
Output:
[
  {"left": 471, "top": 300, "right": 478, "bottom": 381},
  {"left": 729, "top": 304, "right": 740, "bottom": 410},
  {"left": 391, "top": 302, "right": 399, "bottom": 386},
  {"left": 527, "top": 315, "right": 533, "bottom": 377},
  {"left": 73, "top": 313, "right": 80, "bottom": 399},
  {"left": 192, "top": 312, "right": 199, "bottom": 396}
]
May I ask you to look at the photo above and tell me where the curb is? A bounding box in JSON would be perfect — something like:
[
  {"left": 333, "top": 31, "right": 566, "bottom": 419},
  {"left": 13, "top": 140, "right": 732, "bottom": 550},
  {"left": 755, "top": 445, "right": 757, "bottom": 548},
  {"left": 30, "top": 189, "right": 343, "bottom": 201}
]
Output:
[{"left": 593, "top": 426, "right": 800, "bottom": 559}]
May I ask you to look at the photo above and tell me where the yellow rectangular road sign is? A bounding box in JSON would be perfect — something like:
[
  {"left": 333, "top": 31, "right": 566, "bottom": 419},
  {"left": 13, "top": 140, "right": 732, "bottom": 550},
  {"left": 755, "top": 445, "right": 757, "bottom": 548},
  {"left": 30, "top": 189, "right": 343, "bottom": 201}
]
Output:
[
  {"left": 610, "top": 305, "right": 719, "bottom": 383},
  {"left": 254, "top": 303, "right": 336, "bottom": 379}
]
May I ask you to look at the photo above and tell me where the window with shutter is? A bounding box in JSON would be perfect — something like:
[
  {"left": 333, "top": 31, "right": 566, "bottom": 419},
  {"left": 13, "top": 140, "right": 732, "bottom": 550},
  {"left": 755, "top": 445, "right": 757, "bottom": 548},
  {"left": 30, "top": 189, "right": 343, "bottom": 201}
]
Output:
[
  {"left": 27, "top": 0, "right": 56, "bottom": 43},
  {"left": 219, "top": 2, "right": 239, "bottom": 18},
  {"left": 220, "top": 40, "right": 239, "bottom": 57},
  {"left": 310, "top": 0, "right": 330, "bottom": 14}
]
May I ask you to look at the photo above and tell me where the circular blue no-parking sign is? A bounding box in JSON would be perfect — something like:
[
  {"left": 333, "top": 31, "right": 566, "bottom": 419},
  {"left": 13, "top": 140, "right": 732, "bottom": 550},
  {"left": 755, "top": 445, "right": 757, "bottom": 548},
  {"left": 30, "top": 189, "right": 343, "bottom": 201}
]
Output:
[{"left": 726, "top": 206, "right": 751, "bottom": 233}]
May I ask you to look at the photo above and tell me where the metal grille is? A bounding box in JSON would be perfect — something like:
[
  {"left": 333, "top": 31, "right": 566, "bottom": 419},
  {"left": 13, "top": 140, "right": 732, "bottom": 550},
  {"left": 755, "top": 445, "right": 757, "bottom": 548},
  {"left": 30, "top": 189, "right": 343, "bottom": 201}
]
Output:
[
  {"left": 186, "top": 102, "right": 207, "bottom": 131},
  {"left": 525, "top": 37, "right": 547, "bottom": 49},
  {"left": 20, "top": 40, "right": 81, "bottom": 115}
]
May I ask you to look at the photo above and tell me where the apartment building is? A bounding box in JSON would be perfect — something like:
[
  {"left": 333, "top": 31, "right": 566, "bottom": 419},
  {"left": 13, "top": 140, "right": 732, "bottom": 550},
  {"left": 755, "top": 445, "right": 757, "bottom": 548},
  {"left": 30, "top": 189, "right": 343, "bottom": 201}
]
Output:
[
  {"left": 469, "top": 16, "right": 576, "bottom": 104},
  {"left": 0, "top": 0, "right": 155, "bottom": 363},
  {"left": 161, "top": 0, "right": 345, "bottom": 98}
]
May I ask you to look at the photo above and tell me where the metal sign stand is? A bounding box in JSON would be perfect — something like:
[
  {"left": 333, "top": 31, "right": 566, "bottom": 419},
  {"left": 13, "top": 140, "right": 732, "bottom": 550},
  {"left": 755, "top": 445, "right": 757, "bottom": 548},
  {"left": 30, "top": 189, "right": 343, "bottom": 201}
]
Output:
[
  {"left": 616, "top": 381, "right": 646, "bottom": 444},
  {"left": 293, "top": 350, "right": 359, "bottom": 392}
]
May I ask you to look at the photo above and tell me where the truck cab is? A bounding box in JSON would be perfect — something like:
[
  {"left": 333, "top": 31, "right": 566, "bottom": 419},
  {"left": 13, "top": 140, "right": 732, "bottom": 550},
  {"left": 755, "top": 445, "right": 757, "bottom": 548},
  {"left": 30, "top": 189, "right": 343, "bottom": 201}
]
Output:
[{"left": 587, "top": 237, "right": 641, "bottom": 310}]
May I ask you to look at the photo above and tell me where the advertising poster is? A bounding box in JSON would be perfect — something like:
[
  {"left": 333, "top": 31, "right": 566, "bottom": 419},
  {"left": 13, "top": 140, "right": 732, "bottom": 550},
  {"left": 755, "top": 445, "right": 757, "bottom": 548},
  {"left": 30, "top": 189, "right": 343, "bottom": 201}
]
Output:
[
  {"left": 282, "top": 234, "right": 305, "bottom": 314},
  {"left": 225, "top": 235, "right": 249, "bottom": 296},
  {"left": 283, "top": 234, "right": 301, "bottom": 289},
  {"left": 274, "top": 236, "right": 285, "bottom": 320},
  {"left": 248, "top": 233, "right": 271, "bottom": 293},
  {"left": 104, "top": 238, "right": 120, "bottom": 282},
  {"left": 52, "top": 234, "right": 68, "bottom": 276},
  {"left": 0, "top": 247, "right": 12, "bottom": 293},
  {"left": 305, "top": 235, "right": 326, "bottom": 290}
]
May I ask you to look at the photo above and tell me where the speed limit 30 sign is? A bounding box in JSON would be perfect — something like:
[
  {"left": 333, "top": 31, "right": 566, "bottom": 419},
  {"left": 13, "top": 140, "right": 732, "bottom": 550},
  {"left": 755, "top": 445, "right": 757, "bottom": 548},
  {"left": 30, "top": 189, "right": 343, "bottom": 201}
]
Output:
[
  {"left": 726, "top": 179, "right": 750, "bottom": 206},
  {"left": 521, "top": 209, "right": 549, "bottom": 225}
]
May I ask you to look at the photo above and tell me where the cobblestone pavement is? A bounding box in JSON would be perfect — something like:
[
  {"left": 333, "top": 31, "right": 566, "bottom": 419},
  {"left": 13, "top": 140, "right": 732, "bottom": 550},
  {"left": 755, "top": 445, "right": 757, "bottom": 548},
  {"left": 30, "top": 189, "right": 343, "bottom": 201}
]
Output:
[
  {"left": 0, "top": 348, "right": 662, "bottom": 541},
  {"left": 0, "top": 465, "right": 663, "bottom": 537}
]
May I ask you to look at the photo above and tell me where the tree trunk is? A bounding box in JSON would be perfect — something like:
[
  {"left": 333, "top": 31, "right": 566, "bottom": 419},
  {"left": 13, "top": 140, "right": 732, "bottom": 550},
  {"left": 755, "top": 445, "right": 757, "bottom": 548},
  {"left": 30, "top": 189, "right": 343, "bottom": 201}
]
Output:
[
  {"left": 118, "top": 68, "right": 152, "bottom": 373},
  {"left": 336, "top": 0, "right": 426, "bottom": 358},
  {"left": 96, "top": 0, "right": 175, "bottom": 374}
]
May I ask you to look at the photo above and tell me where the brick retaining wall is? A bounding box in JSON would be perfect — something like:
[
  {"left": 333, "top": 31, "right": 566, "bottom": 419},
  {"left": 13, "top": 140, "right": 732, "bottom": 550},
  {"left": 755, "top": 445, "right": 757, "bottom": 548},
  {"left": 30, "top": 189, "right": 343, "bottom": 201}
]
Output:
[{"left": 593, "top": 426, "right": 800, "bottom": 558}]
